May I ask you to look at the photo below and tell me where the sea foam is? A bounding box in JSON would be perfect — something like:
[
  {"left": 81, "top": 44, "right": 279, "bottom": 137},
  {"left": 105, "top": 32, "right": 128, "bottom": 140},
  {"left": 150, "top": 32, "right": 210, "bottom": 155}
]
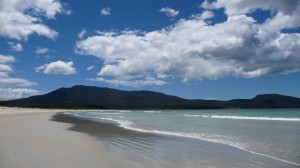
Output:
[
  {"left": 178, "top": 113, "right": 300, "bottom": 121},
  {"left": 209, "top": 115, "right": 300, "bottom": 121}
]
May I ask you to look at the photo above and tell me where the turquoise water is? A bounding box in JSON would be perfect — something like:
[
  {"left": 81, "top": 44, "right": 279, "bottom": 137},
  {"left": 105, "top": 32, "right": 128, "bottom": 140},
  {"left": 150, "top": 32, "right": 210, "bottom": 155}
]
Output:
[{"left": 70, "top": 109, "right": 300, "bottom": 165}]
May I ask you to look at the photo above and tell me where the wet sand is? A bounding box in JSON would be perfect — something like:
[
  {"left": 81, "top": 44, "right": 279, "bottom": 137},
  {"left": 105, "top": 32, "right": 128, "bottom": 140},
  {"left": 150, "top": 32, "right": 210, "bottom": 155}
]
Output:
[
  {"left": 52, "top": 113, "right": 300, "bottom": 168},
  {"left": 1, "top": 106, "right": 299, "bottom": 168}
]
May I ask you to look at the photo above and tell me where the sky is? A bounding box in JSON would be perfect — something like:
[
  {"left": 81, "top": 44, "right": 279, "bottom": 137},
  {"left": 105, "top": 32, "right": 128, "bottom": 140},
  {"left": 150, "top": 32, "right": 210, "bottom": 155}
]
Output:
[{"left": 0, "top": 0, "right": 300, "bottom": 101}]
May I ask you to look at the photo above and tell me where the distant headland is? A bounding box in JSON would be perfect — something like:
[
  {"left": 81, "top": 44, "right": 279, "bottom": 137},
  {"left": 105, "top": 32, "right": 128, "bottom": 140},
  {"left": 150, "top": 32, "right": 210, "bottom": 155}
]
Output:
[{"left": 1, "top": 85, "right": 300, "bottom": 109}]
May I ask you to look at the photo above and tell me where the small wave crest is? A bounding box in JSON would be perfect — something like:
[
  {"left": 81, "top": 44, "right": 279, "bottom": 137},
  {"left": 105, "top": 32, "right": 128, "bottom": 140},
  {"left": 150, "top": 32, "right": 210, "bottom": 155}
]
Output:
[
  {"left": 177, "top": 114, "right": 201, "bottom": 117},
  {"left": 118, "top": 110, "right": 132, "bottom": 113},
  {"left": 143, "top": 111, "right": 161, "bottom": 113},
  {"left": 210, "top": 115, "right": 300, "bottom": 121},
  {"left": 97, "top": 117, "right": 133, "bottom": 127},
  {"left": 97, "top": 112, "right": 121, "bottom": 115},
  {"left": 177, "top": 114, "right": 212, "bottom": 118},
  {"left": 178, "top": 113, "right": 300, "bottom": 121}
]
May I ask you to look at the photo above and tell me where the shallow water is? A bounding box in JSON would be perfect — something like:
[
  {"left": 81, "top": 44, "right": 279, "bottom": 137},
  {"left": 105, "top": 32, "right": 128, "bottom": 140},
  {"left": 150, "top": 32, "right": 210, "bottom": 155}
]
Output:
[{"left": 61, "top": 109, "right": 300, "bottom": 166}]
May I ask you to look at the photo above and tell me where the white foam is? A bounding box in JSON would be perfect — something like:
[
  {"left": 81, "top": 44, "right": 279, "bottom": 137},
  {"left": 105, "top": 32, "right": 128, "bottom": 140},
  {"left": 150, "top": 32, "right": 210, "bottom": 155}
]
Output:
[
  {"left": 178, "top": 113, "right": 300, "bottom": 121},
  {"left": 184, "top": 114, "right": 200, "bottom": 117},
  {"left": 209, "top": 115, "right": 300, "bottom": 121},
  {"left": 176, "top": 114, "right": 201, "bottom": 117},
  {"left": 96, "top": 117, "right": 133, "bottom": 128},
  {"left": 97, "top": 113, "right": 121, "bottom": 115},
  {"left": 118, "top": 110, "right": 132, "bottom": 113},
  {"left": 143, "top": 111, "right": 161, "bottom": 113},
  {"left": 201, "top": 115, "right": 210, "bottom": 118},
  {"left": 86, "top": 110, "right": 132, "bottom": 113},
  {"left": 63, "top": 112, "right": 79, "bottom": 117}
]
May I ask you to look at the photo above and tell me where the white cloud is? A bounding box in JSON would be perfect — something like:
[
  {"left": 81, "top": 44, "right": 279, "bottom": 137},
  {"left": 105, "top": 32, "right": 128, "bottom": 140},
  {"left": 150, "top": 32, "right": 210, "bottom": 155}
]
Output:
[
  {"left": 8, "top": 42, "right": 23, "bottom": 52},
  {"left": 34, "top": 65, "right": 46, "bottom": 72},
  {"left": 0, "top": 88, "right": 41, "bottom": 101},
  {"left": 0, "top": 55, "right": 40, "bottom": 100},
  {"left": 87, "top": 66, "right": 95, "bottom": 71},
  {"left": 0, "top": 0, "right": 68, "bottom": 40},
  {"left": 89, "top": 76, "right": 167, "bottom": 87},
  {"left": 210, "top": 0, "right": 300, "bottom": 17},
  {"left": 35, "top": 60, "right": 76, "bottom": 75},
  {"left": 201, "top": 0, "right": 215, "bottom": 10},
  {"left": 0, "top": 55, "right": 15, "bottom": 78},
  {"left": 0, "top": 78, "right": 37, "bottom": 87},
  {"left": 160, "top": 7, "right": 179, "bottom": 17},
  {"left": 76, "top": 1, "right": 300, "bottom": 86},
  {"left": 101, "top": 7, "right": 111, "bottom": 16},
  {"left": 36, "top": 47, "right": 49, "bottom": 54},
  {"left": 210, "top": 0, "right": 300, "bottom": 41},
  {"left": 0, "top": 54, "right": 37, "bottom": 87},
  {"left": 0, "top": 64, "right": 13, "bottom": 73},
  {"left": 0, "top": 55, "right": 16, "bottom": 64},
  {"left": 78, "top": 29, "right": 87, "bottom": 39}
]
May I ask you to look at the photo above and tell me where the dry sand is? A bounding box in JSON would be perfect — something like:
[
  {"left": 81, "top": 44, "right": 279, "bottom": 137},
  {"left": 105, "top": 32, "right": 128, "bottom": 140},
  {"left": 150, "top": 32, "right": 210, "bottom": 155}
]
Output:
[
  {"left": 2, "top": 107, "right": 298, "bottom": 168},
  {"left": 0, "top": 107, "right": 123, "bottom": 168}
]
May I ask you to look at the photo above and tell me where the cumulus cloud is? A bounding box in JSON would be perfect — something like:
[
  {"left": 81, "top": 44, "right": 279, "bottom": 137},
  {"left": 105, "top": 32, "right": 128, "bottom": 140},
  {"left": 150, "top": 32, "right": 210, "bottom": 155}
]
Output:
[
  {"left": 101, "top": 7, "right": 111, "bottom": 16},
  {"left": 0, "top": 78, "right": 37, "bottom": 87},
  {"left": 35, "top": 60, "right": 76, "bottom": 75},
  {"left": 8, "top": 42, "right": 23, "bottom": 52},
  {"left": 0, "top": 0, "right": 68, "bottom": 40},
  {"left": 0, "top": 54, "right": 37, "bottom": 87},
  {"left": 209, "top": 0, "right": 300, "bottom": 41},
  {"left": 160, "top": 7, "right": 179, "bottom": 17},
  {"left": 76, "top": 1, "right": 300, "bottom": 86},
  {"left": 36, "top": 47, "right": 50, "bottom": 54},
  {"left": 0, "top": 55, "right": 16, "bottom": 64},
  {"left": 209, "top": 0, "right": 300, "bottom": 16},
  {"left": 89, "top": 76, "right": 167, "bottom": 87},
  {"left": 0, "top": 88, "right": 41, "bottom": 101}
]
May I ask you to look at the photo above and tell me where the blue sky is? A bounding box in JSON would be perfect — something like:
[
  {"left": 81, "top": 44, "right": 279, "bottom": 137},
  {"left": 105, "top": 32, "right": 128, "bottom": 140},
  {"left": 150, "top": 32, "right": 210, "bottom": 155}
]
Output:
[{"left": 0, "top": 0, "right": 300, "bottom": 100}]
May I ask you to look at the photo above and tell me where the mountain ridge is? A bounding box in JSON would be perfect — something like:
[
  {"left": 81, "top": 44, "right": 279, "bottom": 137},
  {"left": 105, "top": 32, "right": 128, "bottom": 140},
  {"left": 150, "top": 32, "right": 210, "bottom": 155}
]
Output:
[{"left": 1, "top": 85, "right": 300, "bottom": 109}]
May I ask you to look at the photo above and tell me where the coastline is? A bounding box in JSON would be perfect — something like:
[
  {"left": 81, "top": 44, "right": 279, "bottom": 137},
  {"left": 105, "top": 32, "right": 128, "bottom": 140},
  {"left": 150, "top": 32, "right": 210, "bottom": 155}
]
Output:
[
  {"left": 1, "top": 107, "right": 299, "bottom": 168},
  {"left": 53, "top": 112, "right": 300, "bottom": 168},
  {"left": 0, "top": 107, "right": 123, "bottom": 168},
  {"left": 0, "top": 106, "right": 81, "bottom": 116}
]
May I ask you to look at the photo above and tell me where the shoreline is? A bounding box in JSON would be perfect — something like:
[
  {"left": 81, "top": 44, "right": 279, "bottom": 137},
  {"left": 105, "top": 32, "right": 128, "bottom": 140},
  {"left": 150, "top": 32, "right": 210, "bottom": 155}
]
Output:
[
  {"left": 1, "top": 107, "right": 299, "bottom": 168},
  {"left": 61, "top": 110, "right": 300, "bottom": 166},
  {"left": 0, "top": 106, "right": 102, "bottom": 116},
  {"left": 53, "top": 112, "right": 300, "bottom": 168}
]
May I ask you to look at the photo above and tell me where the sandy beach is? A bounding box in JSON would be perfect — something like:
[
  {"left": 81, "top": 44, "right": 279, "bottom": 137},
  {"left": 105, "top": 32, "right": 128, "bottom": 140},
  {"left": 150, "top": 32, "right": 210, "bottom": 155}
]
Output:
[
  {"left": 0, "top": 107, "right": 122, "bottom": 168},
  {"left": 1, "top": 107, "right": 299, "bottom": 168}
]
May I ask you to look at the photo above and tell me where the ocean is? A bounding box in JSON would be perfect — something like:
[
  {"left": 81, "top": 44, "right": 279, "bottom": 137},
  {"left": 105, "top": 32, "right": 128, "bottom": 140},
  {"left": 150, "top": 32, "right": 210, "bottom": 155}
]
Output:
[{"left": 62, "top": 109, "right": 300, "bottom": 167}]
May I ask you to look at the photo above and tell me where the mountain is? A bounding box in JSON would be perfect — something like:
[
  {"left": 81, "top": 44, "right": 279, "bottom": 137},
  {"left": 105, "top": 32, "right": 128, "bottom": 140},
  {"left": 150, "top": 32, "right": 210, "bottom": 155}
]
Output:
[
  {"left": 1, "top": 85, "right": 187, "bottom": 109},
  {"left": 1, "top": 85, "right": 300, "bottom": 109},
  {"left": 229, "top": 94, "right": 300, "bottom": 108}
]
